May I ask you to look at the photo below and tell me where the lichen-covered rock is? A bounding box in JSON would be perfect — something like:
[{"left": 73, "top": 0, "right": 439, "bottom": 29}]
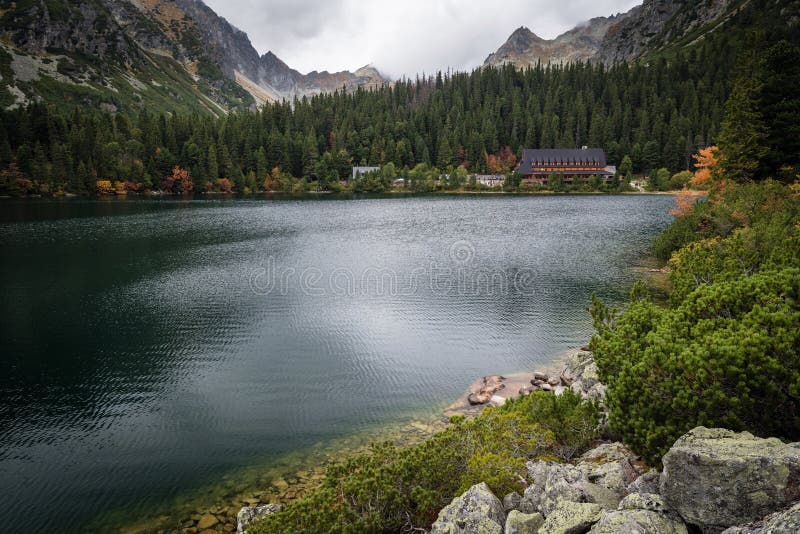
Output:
[
  {"left": 660, "top": 427, "right": 800, "bottom": 533},
  {"left": 539, "top": 501, "right": 602, "bottom": 534},
  {"left": 589, "top": 509, "right": 689, "bottom": 533},
  {"left": 580, "top": 362, "right": 600, "bottom": 389},
  {"left": 538, "top": 464, "right": 589, "bottom": 515},
  {"left": 577, "top": 443, "right": 640, "bottom": 497},
  {"left": 579, "top": 443, "right": 634, "bottom": 465},
  {"left": 430, "top": 482, "right": 505, "bottom": 534},
  {"left": 565, "top": 351, "right": 594, "bottom": 378},
  {"left": 522, "top": 460, "right": 620, "bottom": 515},
  {"left": 236, "top": 504, "right": 281, "bottom": 534},
  {"left": 503, "top": 492, "right": 523, "bottom": 512},
  {"left": 585, "top": 383, "right": 606, "bottom": 401},
  {"left": 618, "top": 493, "right": 668, "bottom": 513},
  {"left": 583, "top": 461, "right": 632, "bottom": 497},
  {"left": 583, "top": 482, "right": 621, "bottom": 511},
  {"left": 505, "top": 510, "right": 544, "bottom": 534},
  {"left": 522, "top": 461, "right": 551, "bottom": 513},
  {"left": 627, "top": 472, "right": 661, "bottom": 495},
  {"left": 721, "top": 502, "right": 800, "bottom": 533}
]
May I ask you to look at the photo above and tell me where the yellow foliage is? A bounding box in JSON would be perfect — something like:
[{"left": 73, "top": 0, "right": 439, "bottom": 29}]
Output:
[{"left": 96, "top": 180, "right": 114, "bottom": 195}]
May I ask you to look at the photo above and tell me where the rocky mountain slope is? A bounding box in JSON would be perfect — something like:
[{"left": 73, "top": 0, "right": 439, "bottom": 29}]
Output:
[
  {"left": 484, "top": 14, "right": 632, "bottom": 68},
  {"left": 166, "top": 0, "right": 385, "bottom": 104},
  {"left": 485, "top": 0, "right": 743, "bottom": 68},
  {"left": 0, "top": 0, "right": 387, "bottom": 115}
]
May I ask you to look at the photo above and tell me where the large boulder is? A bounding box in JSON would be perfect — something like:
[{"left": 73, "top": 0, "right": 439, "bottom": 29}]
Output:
[
  {"left": 536, "top": 463, "right": 591, "bottom": 515},
  {"left": 565, "top": 351, "right": 594, "bottom": 378},
  {"left": 522, "top": 461, "right": 620, "bottom": 515},
  {"left": 430, "top": 482, "right": 506, "bottom": 534},
  {"left": 580, "top": 460, "right": 636, "bottom": 497},
  {"left": 721, "top": 502, "right": 800, "bottom": 533},
  {"left": 236, "top": 504, "right": 281, "bottom": 534},
  {"left": 577, "top": 443, "right": 641, "bottom": 498},
  {"left": 660, "top": 427, "right": 800, "bottom": 533},
  {"left": 580, "top": 362, "right": 600, "bottom": 389},
  {"left": 504, "top": 510, "right": 544, "bottom": 534},
  {"left": 539, "top": 501, "right": 602, "bottom": 534},
  {"left": 589, "top": 509, "right": 689, "bottom": 533}
]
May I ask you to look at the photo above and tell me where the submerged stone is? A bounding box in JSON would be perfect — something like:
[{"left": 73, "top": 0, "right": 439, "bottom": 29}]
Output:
[{"left": 196, "top": 514, "right": 219, "bottom": 530}]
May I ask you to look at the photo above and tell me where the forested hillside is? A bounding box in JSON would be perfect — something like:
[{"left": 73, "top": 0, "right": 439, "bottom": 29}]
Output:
[{"left": 0, "top": 0, "right": 796, "bottom": 196}]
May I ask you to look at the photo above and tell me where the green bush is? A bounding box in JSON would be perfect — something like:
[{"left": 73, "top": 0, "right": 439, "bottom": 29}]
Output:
[
  {"left": 593, "top": 181, "right": 800, "bottom": 466},
  {"left": 591, "top": 269, "right": 800, "bottom": 466},
  {"left": 251, "top": 391, "right": 601, "bottom": 533},
  {"left": 669, "top": 170, "right": 694, "bottom": 190},
  {"left": 651, "top": 200, "right": 711, "bottom": 260}
]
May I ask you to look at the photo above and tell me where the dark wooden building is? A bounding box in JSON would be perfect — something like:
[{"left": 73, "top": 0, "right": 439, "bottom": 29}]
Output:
[{"left": 517, "top": 148, "right": 615, "bottom": 185}]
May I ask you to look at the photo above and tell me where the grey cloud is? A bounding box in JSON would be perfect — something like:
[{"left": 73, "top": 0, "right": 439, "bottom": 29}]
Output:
[{"left": 202, "top": 0, "right": 641, "bottom": 77}]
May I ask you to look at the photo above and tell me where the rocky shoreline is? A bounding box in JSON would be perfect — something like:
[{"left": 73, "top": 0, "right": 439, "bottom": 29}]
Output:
[
  {"left": 232, "top": 348, "right": 610, "bottom": 533},
  {"left": 234, "top": 347, "right": 800, "bottom": 533},
  {"left": 444, "top": 348, "right": 605, "bottom": 418},
  {"left": 142, "top": 346, "right": 800, "bottom": 534},
  {"left": 426, "top": 349, "right": 800, "bottom": 534},
  {"left": 428, "top": 424, "right": 800, "bottom": 534}
]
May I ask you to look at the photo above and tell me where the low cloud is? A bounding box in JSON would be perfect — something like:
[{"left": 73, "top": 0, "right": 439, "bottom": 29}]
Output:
[{"left": 202, "top": 0, "right": 641, "bottom": 78}]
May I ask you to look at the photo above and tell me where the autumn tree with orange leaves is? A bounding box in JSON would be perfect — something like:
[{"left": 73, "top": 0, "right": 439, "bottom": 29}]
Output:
[
  {"left": 669, "top": 146, "right": 719, "bottom": 217},
  {"left": 690, "top": 146, "right": 719, "bottom": 189},
  {"left": 484, "top": 147, "right": 517, "bottom": 174},
  {"left": 162, "top": 166, "right": 193, "bottom": 194}
]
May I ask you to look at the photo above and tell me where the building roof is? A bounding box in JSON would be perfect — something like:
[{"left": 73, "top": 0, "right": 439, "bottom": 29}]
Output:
[{"left": 518, "top": 148, "right": 607, "bottom": 174}]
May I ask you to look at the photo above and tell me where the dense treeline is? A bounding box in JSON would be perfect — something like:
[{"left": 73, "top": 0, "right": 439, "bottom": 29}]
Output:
[
  {"left": 0, "top": 49, "right": 731, "bottom": 196},
  {"left": 0, "top": 0, "right": 795, "bottom": 197},
  {"left": 0, "top": 13, "right": 758, "bottom": 196}
]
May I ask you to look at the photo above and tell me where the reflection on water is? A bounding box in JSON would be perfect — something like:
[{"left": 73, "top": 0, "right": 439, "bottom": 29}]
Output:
[{"left": 0, "top": 195, "right": 674, "bottom": 532}]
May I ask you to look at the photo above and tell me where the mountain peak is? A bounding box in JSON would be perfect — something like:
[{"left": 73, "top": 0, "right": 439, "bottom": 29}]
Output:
[
  {"left": 261, "top": 50, "right": 289, "bottom": 68},
  {"left": 355, "top": 64, "right": 384, "bottom": 78},
  {"left": 485, "top": 0, "right": 737, "bottom": 69},
  {"left": 510, "top": 26, "right": 544, "bottom": 42}
]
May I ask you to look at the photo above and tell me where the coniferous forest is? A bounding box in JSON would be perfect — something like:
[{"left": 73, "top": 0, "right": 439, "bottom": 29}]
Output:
[{"left": 2, "top": 0, "right": 795, "bottom": 197}]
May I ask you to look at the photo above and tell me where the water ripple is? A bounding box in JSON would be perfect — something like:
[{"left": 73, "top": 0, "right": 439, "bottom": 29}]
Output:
[{"left": 0, "top": 195, "right": 675, "bottom": 533}]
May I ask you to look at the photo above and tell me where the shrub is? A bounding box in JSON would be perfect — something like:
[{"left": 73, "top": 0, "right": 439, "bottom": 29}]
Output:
[
  {"left": 250, "top": 391, "right": 601, "bottom": 533},
  {"left": 591, "top": 269, "right": 800, "bottom": 466},
  {"left": 651, "top": 199, "right": 711, "bottom": 260},
  {"left": 669, "top": 170, "right": 694, "bottom": 190},
  {"left": 593, "top": 180, "right": 800, "bottom": 466}
]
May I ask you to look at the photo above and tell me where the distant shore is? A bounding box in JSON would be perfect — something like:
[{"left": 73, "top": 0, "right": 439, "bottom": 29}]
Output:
[{"left": 0, "top": 190, "right": 680, "bottom": 201}]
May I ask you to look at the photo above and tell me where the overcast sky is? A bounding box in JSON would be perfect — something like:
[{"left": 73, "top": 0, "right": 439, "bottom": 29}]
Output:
[{"left": 202, "top": 0, "right": 641, "bottom": 79}]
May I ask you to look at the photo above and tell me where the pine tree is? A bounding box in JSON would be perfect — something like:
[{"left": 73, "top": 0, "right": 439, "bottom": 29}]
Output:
[{"left": 717, "top": 51, "right": 769, "bottom": 182}]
